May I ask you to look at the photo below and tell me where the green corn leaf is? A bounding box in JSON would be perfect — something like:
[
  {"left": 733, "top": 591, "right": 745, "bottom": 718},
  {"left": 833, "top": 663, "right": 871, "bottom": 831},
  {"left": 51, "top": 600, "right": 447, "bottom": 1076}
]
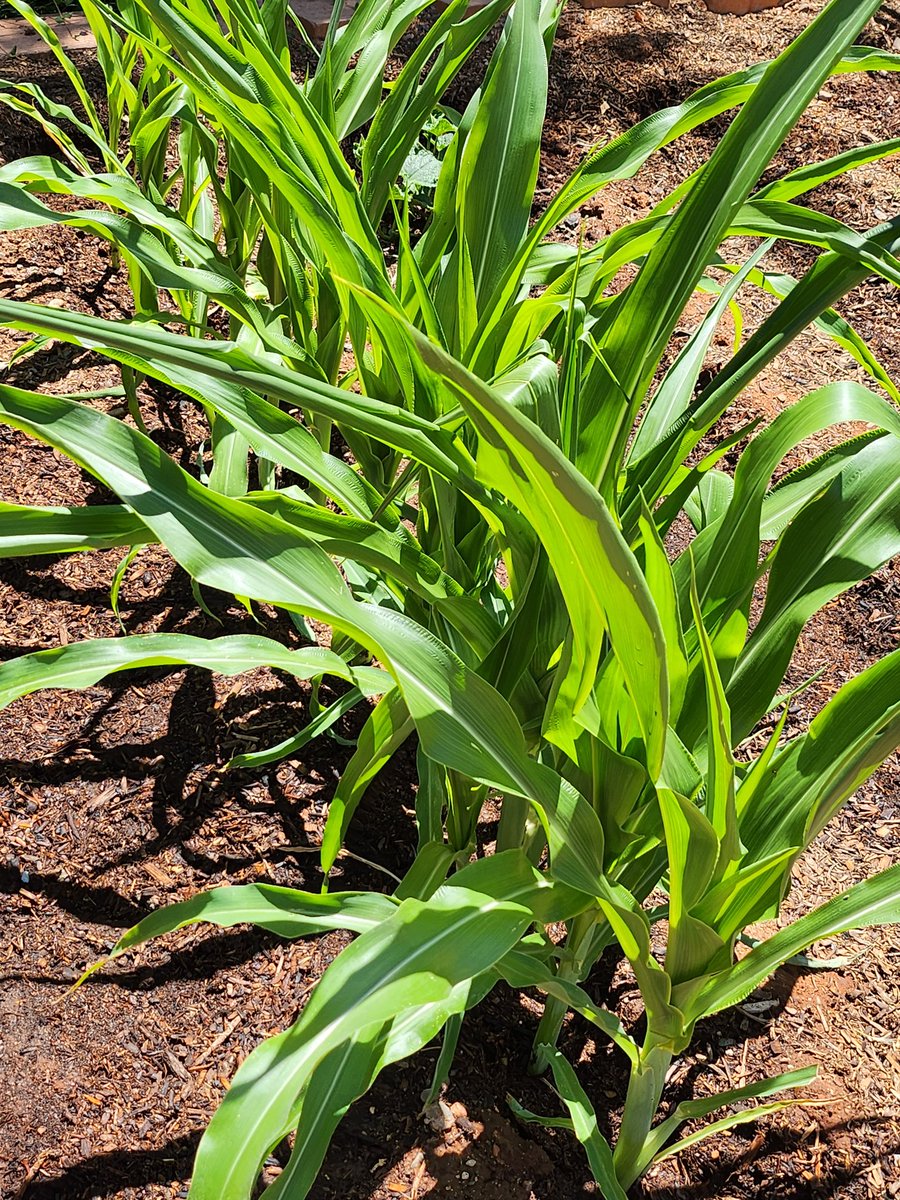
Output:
[
  {"left": 347, "top": 290, "right": 667, "bottom": 775},
  {"left": 0, "top": 501, "right": 149, "bottom": 556},
  {"left": 320, "top": 686, "right": 415, "bottom": 874},
  {"left": 227, "top": 679, "right": 388, "bottom": 771},
  {"left": 361, "top": 0, "right": 513, "bottom": 222},
  {"left": 659, "top": 728, "right": 704, "bottom": 802},
  {"left": 0, "top": 298, "right": 482, "bottom": 505},
  {"left": 506, "top": 1094, "right": 573, "bottom": 1130},
  {"left": 677, "top": 382, "right": 900, "bottom": 745},
  {"left": 0, "top": 633, "right": 377, "bottom": 711},
  {"left": 286, "top": 962, "right": 481, "bottom": 1196},
  {"left": 262, "top": 1034, "right": 386, "bottom": 1200},
  {"left": 499, "top": 948, "right": 637, "bottom": 1064},
  {"left": 184, "top": 852, "right": 584, "bottom": 1199},
  {"left": 683, "top": 469, "right": 735, "bottom": 534},
  {"left": 678, "top": 862, "right": 900, "bottom": 1023},
  {"left": 98, "top": 884, "right": 398, "bottom": 967},
  {"left": 471, "top": 47, "right": 900, "bottom": 362},
  {"left": 393, "top": 195, "right": 446, "bottom": 343},
  {"left": 125, "top": 0, "right": 383, "bottom": 265},
  {"left": 455, "top": 0, "right": 552, "bottom": 321},
  {"left": 728, "top": 436, "right": 900, "bottom": 741},
  {"left": 542, "top": 1047, "right": 628, "bottom": 1200},
  {"left": 0, "top": 382, "right": 374, "bottom": 640},
  {"left": 394, "top": 839, "right": 457, "bottom": 902},
  {"left": 734, "top": 705, "right": 789, "bottom": 820},
  {"left": 658, "top": 788, "right": 724, "bottom": 986},
  {"left": 0, "top": 494, "right": 489, "bottom": 635},
  {"left": 596, "top": 882, "right": 683, "bottom": 1044},
  {"left": 737, "top": 647, "right": 900, "bottom": 879},
  {"left": 91, "top": 24, "right": 381, "bottom": 320},
  {"left": 688, "top": 570, "right": 740, "bottom": 877},
  {"left": 630, "top": 242, "right": 771, "bottom": 461},
  {"left": 109, "top": 544, "right": 142, "bottom": 629},
  {"left": 653, "top": 1098, "right": 814, "bottom": 1167},
  {"left": 597, "top": 0, "right": 883, "bottom": 418},
  {"left": 732, "top": 200, "right": 900, "bottom": 286},
  {"left": 244, "top": 490, "right": 471, "bottom": 605},
  {"left": 0, "top": 181, "right": 243, "bottom": 313},
  {"left": 266, "top": 959, "right": 496, "bottom": 1199},
  {"left": 0, "top": 156, "right": 237, "bottom": 276},
  {"left": 414, "top": 748, "right": 450, "bottom": 851},
  {"left": 492, "top": 350, "right": 562, "bottom": 445},
  {"left": 469, "top": 294, "right": 565, "bottom": 385},
  {"left": 635, "top": 1066, "right": 816, "bottom": 1177},
  {"left": 315, "top": 0, "right": 432, "bottom": 114},
  {"left": 755, "top": 138, "right": 900, "bottom": 203},
  {"left": 325, "top": 0, "right": 434, "bottom": 141},
  {"left": 637, "top": 502, "right": 688, "bottom": 723},
  {"left": 625, "top": 214, "right": 900, "bottom": 516},
  {"left": 737, "top": 265, "right": 900, "bottom": 405},
  {"left": 0, "top": 380, "right": 607, "bottom": 898},
  {"left": 130, "top": 82, "right": 207, "bottom": 195},
  {"left": 2, "top": 0, "right": 108, "bottom": 150},
  {"left": 689, "top": 847, "right": 797, "bottom": 946},
  {"left": 0, "top": 86, "right": 101, "bottom": 175},
  {"left": 689, "top": 382, "right": 900, "bottom": 619},
  {"left": 759, "top": 430, "right": 888, "bottom": 541}
]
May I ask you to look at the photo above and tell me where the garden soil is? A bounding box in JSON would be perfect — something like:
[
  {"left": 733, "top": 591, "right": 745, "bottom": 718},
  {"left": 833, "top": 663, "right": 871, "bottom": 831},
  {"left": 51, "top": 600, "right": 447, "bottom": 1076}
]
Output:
[{"left": 1, "top": 2, "right": 899, "bottom": 1197}]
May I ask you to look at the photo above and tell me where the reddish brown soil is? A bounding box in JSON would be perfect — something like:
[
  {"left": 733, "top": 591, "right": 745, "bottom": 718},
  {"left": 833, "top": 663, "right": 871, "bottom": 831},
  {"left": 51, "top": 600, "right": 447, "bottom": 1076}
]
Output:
[{"left": 1, "top": 3, "right": 900, "bottom": 1199}]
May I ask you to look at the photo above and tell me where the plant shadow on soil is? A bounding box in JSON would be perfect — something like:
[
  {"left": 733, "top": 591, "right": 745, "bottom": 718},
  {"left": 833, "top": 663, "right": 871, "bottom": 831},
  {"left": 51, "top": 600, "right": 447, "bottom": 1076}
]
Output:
[{"left": 8, "top": 949, "right": 899, "bottom": 1200}]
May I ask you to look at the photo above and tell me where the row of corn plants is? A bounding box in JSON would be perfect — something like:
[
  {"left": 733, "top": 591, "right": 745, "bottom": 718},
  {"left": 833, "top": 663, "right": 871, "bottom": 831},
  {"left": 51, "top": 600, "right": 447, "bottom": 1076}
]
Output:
[{"left": 2, "top": 0, "right": 900, "bottom": 1195}]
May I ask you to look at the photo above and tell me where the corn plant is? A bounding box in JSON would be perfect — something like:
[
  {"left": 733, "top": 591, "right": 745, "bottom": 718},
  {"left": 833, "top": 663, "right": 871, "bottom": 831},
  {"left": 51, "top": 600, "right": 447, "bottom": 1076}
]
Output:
[
  {"left": 1, "top": 0, "right": 516, "bottom": 483},
  {"left": 0, "top": 0, "right": 513, "bottom": 333},
  {"left": 2, "top": 0, "right": 900, "bottom": 1195},
  {"left": 2, "top": 322, "right": 900, "bottom": 1196}
]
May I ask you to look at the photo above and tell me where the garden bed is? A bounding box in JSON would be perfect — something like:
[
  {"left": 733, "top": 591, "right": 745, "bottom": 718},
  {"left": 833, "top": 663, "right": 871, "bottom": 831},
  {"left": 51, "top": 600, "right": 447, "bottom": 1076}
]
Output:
[{"left": 1, "top": 2, "right": 899, "bottom": 1198}]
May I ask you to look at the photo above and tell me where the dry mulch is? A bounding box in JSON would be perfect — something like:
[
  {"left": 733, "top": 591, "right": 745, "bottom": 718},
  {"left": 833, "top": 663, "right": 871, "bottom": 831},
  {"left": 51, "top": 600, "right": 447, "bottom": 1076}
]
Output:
[{"left": 1, "top": 3, "right": 900, "bottom": 1198}]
